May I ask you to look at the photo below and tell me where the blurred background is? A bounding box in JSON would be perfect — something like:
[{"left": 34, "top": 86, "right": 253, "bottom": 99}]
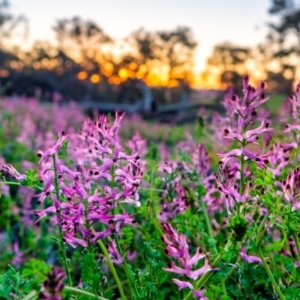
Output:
[{"left": 0, "top": 0, "right": 299, "bottom": 117}]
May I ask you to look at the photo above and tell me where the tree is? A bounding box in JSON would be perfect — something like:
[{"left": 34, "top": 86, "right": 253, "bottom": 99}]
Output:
[
  {"left": 264, "top": 0, "right": 300, "bottom": 93},
  {"left": 0, "top": 0, "right": 27, "bottom": 48},
  {"left": 53, "top": 17, "right": 112, "bottom": 71},
  {"left": 157, "top": 26, "right": 197, "bottom": 85},
  {"left": 205, "top": 42, "right": 250, "bottom": 90}
]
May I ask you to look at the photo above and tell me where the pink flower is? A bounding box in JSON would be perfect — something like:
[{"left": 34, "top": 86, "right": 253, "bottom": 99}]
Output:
[
  {"left": 240, "top": 245, "right": 262, "bottom": 264},
  {"left": 163, "top": 259, "right": 212, "bottom": 280},
  {"left": 0, "top": 164, "right": 26, "bottom": 181},
  {"left": 193, "top": 290, "right": 209, "bottom": 300},
  {"left": 162, "top": 223, "right": 213, "bottom": 283},
  {"left": 37, "top": 131, "right": 68, "bottom": 164},
  {"left": 172, "top": 278, "right": 193, "bottom": 290},
  {"left": 63, "top": 233, "right": 87, "bottom": 248},
  {"left": 108, "top": 240, "right": 123, "bottom": 265}
]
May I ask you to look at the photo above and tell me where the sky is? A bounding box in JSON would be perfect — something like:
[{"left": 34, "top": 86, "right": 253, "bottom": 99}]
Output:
[{"left": 10, "top": 0, "right": 272, "bottom": 73}]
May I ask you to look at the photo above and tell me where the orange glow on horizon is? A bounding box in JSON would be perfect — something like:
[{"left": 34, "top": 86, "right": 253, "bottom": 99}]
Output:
[
  {"left": 108, "top": 76, "right": 122, "bottom": 85},
  {"left": 101, "top": 62, "right": 114, "bottom": 77},
  {"left": 78, "top": 71, "right": 88, "bottom": 80},
  {"left": 75, "top": 63, "right": 233, "bottom": 89},
  {"left": 90, "top": 74, "right": 101, "bottom": 83},
  {"left": 129, "top": 62, "right": 137, "bottom": 70},
  {"left": 118, "top": 68, "right": 128, "bottom": 79}
]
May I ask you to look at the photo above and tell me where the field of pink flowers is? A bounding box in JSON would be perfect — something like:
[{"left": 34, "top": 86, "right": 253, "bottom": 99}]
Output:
[{"left": 1, "top": 77, "right": 300, "bottom": 300}]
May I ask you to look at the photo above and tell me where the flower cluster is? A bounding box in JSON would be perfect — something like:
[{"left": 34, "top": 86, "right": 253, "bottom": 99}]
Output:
[
  {"left": 216, "top": 77, "right": 273, "bottom": 213},
  {"left": 162, "top": 223, "right": 210, "bottom": 299},
  {"left": 34, "top": 111, "right": 143, "bottom": 248},
  {"left": 281, "top": 168, "right": 300, "bottom": 211}
]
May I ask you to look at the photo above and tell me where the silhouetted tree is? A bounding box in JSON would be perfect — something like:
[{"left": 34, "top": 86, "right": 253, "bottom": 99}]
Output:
[
  {"left": 157, "top": 26, "right": 197, "bottom": 84},
  {"left": 264, "top": 0, "right": 300, "bottom": 93},
  {"left": 0, "top": 0, "right": 27, "bottom": 48},
  {"left": 125, "top": 28, "right": 158, "bottom": 79},
  {"left": 206, "top": 42, "right": 250, "bottom": 91},
  {"left": 53, "top": 17, "right": 112, "bottom": 71}
]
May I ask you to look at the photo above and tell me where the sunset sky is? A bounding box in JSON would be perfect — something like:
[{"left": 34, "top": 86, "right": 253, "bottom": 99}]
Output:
[{"left": 11, "top": 0, "right": 272, "bottom": 76}]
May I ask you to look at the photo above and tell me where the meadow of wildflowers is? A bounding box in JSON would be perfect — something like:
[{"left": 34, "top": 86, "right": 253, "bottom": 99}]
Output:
[{"left": 1, "top": 77, "right": 300, "bottom": 299}]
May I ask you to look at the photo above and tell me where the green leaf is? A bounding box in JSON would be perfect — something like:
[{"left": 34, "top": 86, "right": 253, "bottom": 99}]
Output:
[
  {"left": 154, "top": 177, "right": 162, "bottom": 186},
  {"left": 0, "top": 265, "right": 25, "bottom": 297},
  {"left": 22, "top": 168, "right": 40, "bottom": 187},
  {"left": 21, "top": 259, "right": 52, "bottom": 293},
  {"left": 81, "top": 252, "right": 102, "bottom": 292}
]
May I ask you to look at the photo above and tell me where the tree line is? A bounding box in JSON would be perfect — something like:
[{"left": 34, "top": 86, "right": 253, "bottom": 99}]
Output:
[{"left": 0, "top": 0, "right": 299, "bottom": 104}]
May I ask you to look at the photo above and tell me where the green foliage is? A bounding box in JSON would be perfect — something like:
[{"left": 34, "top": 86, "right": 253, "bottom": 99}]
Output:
[
  {"left": 119, "top": 226, "right": 134, "bottom": 246},
  {"left": 22, "top": 168, "right": 40, "bottom": 187},
  {"left": 0, "top": 265, "right": 25, "bottom": 299},
  {"left": 3, "top": 89, "right": 300, "bottom": 300},
  {"left": 58, "top": 140, "right": 69, "bottom": 160},
  {"left": 229, "top": 215, "right": 248, "bottom": 242},
  {"left": 1, "top": 142, "right": 38, "bottom": 168},
  {"left": 79, "top": 252, "right": 102, "bottom": 298},
  {"left": 145, "top": 142, "right": 159, "bottom": 161},
  {"left": 136, "top": 242, "right": 168, "bottom": 300},
  {"left": 177, "top": 147, "right": 192, "bottom": 163},
  {"left": 21, "top": 259, "right": 51, "bottom": 293},
  {"left": 168, "top": 126, "right": 185, "bottom": 145}
]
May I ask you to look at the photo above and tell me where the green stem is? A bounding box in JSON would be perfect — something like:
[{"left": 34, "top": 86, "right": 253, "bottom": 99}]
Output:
[
  {"left": 149, "top": 163, "right": 157, "bottom": 220},
  {"left": 1, "top": 180, "right": 20, "bottom": 186},
  {"left": 238, "top": 153, "right": 245, "bottom": 215},
  {"left": 115, "top": 237, "right": 139, "bottom": 299},
  {"left": 295, "top": 143, "right": 299, "bottom": 166},
  {"left": 224, "top": 257, "right": 241, "bottom": 283},
  {"left": 224, "top": 211, "right": 272, "bottom": 284},
  {"left": 0, "top": 178, "right": 42, "bottom": 190},
  {"left": 52, "top": 154, "right": 72, "bottom": 287},
  {"left": 140, "top": 187, "right": 166, "bottom": 192},
  {"left": 256, "top": 211, "right": 271, "bottom": 247},
  {"left": 150, "top": 217, "right": 164, "bottom": 235},
  {"left": 258, "top": 248, "right": 285, "bottom": 300},
  {"left": 293, "top": 234, "right": 300, "bottom": 280},
  {"left": 198, "top": 189, "right": 216, "bottom": 254},
  {"left": 22, "top": 287, "right": 110, "bottom": 300},
  {"left": 97, "top": 239, "right": 127, "bottom": 300},
  {"left": 21, "top": 291, "right": 37, "bottom": 300},
  {"left": 64, "top": 286, "right": 110, "bottom": 299},
  {"left": 221, "top": 278, "right": 227, "bottom": 296},
  {"left": 107, "top": 280, "right": 129, "bottom": 291},
  {"left": 183, "top": 239, "right": 233, "bottom": 300}
]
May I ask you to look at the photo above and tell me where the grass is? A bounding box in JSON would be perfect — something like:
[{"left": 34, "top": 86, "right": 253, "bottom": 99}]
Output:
[{"left": 265, "top": 94, "right": 287, "bottom": 114}]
